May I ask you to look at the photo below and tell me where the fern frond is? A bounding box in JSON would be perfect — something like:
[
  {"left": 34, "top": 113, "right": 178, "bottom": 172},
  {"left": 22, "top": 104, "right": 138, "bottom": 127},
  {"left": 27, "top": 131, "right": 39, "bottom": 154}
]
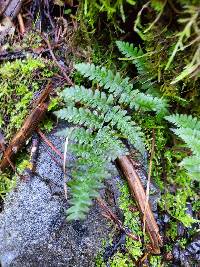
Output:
[
  {"left": 116, "top": 41, "right": 152, "bottom": 76},
  {"left": 166, "top": 114, "right": 200, "bottom": 130},
  {"left": 166, "top": 114, "right": 200, "bottom": 181},
  {"left": 116, "top": 41, "right": 156, "bottom": 91},
  {"left": 55, "top": 107, "right": 103, "bottom": 129},
  {"left": 180, "top": 156, "right": 200, "bottom": 180},
  {"left": 172, "top": 128, "right": 200, "bottom": 156},
  {"left": 119, "top": 91, "right": 168, "bottom": 116},
  {"left": 61, "top": 85, "right": 114, "bottom": 113},
  {"left": 66, "top": 177, "right": 103, "bottom": 220},
  {"left": 134, "top": 93, "right": 168, "bottom": 116},
  {"left": 56, "top": 61, "right": 169, "bottom": 220},
  {"left": 75, "top": 63, "right": 133, "bottom": 96},
  {"left": 104, "top": 106, "right": 145, "bottom": 154}
]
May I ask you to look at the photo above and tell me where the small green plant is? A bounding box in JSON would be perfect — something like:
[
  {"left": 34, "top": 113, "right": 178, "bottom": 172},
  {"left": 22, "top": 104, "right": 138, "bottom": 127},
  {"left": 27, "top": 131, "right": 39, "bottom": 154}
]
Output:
[
  {"left": 78, "top": 0, "right": 136, "bottom": 28},
  {"left": 166, "top": 114, "right": 200, "bottom": 181},
  {"left": 0, "top": 57, "right": 53, "bottom": 139},
  {"left": 56, "top": 42, "right": 167, "bottom": 220}
]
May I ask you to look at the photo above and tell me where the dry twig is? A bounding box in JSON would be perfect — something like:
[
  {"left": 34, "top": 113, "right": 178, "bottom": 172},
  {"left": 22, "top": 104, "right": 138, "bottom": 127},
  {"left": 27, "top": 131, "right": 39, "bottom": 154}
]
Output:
[{"left": 117, "top": 155, "right": 162, "bottom": 254}]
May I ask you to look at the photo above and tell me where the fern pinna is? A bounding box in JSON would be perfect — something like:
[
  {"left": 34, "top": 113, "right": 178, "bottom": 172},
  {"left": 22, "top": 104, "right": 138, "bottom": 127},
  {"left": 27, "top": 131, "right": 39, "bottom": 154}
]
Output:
[
  {"left": 56, "top": 59, "right": 167, "bottom": 220},
  {"left": 116, "top": 41, "right": 156, "bottom": 91},
  {"left": 166, "top": 114, "right": 200, "bottom": 181}
]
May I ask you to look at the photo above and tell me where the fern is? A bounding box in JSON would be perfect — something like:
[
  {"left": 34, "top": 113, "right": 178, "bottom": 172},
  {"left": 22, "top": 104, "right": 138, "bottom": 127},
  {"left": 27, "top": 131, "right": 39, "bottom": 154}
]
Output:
[
  {"left": 166, "top": 114, "right": 200, "bottom": 180},
  {"left": 116, "top": 41, "right": 156, "bottom": 90},
  {"left": 75, "top": 63, "right": 168, "bottom": 116},
  {"left": 55, "top": 106, "right": 104, "bottom": 129},
  {"left": 56, "top": 62, "right": 167, "bottom": 220}
]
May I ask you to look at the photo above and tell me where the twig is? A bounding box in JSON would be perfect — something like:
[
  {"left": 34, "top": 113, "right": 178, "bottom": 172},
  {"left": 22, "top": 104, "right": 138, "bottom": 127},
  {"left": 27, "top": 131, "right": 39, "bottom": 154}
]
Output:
[
  {"left": 0, "top": 82, "right": 53, "bottom": 171},
  {"left": 143, "top": 129, "right": 155, "bottom": 236},
  {"left": 41, "top": 34, "right": 74, "bottom": 85},
  {"left": 97, "top": 197, "right": 139, "bottom": 241},
  {"left": 37, "top": 129, "right": 64, "bottom": 160},
  {"left": 117, "top": 155, "right": 162, "bottom": 254},
  {"left": 29, "top": 136, "right": 40, "bottom": 172},
  {"left": 17, "top": 13, "right": 25, "bottom": 34},
  {"left": 63, "top": 129, "right": 73, "bottom": 200}
]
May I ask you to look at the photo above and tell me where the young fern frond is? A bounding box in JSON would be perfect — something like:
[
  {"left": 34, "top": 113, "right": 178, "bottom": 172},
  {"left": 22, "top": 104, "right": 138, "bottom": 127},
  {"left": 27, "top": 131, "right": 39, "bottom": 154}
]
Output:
[
  {"left": 56, "top": 60, "right": 168, "bottom": 220},
  {"left": 116, "top": 40, "right": 160, "bottom": 93},
  {"left": 116, "top": 41, "right": 146, "bottom": 74},
  {"left": 166, "top": 114, "right": 200, "bottom": 181},
  {"left": 116, "top": 41, "right": 156, "bottom": 89}
]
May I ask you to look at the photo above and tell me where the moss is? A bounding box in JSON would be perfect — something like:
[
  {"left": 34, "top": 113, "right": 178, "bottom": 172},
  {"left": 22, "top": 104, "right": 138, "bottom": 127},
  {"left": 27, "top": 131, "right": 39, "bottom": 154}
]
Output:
[
  {"left": 107, "top": 182, "right": 143, "bottom": 266},
  {"left": 0, "top": 57, "right": 54, "bottom": 139},
  {"left": 149, "top": 255, "right": 162, "bottom": 267}
]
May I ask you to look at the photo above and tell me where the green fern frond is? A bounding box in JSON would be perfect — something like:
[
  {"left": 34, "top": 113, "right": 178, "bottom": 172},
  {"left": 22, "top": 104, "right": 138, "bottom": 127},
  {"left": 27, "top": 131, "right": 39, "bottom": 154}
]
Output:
[
  {"left": 116, "top": 41, "right": 152, "bottom": 77},
  {"left": 134, "top": 93, "right": 168, "bottom": 116},
  {"left": 61, "top": 85, "right": 114, "bottom": 113},
  {"left": 180, "top": 156, "right": 200, "bottom": 180},
  {"left": 55, "top": 107, "right": 103, "bottom": 129},
  {"left": 166, "top": 114, "right": 200, "bottom": 181},
  {"left": 75, "top": 63, "right": 133, "bottom": 96},
  {"left": 104, "top": 106, "right": 145, "bottom": 154},
  {"left": 56, "top": 61, "right": 168, "bottom": 220},
  {"left": 166, "top": 114, "right": 200, "bottom": 131},
  {"left": 66, "top": 176, "right": 103, "bottom": 220},
  {"left": 116, "top": 41, "right": 157, "bottom": 91},
  {"left": 172, "top": 128, "right": 200, "bottom": 156}
]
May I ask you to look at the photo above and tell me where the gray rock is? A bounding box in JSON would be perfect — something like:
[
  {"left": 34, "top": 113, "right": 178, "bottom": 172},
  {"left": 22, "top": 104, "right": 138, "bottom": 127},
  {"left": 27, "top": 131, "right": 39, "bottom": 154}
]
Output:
[
  {"left": 0, "top": 124, "right": 117, "bottom": 267},
  {"left": 0, "top": 124, "right": 161, "bottom": 266}
]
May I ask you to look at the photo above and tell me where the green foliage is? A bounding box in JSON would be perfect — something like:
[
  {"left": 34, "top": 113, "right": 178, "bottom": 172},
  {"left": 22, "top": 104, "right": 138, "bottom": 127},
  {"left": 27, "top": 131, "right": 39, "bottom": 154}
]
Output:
[
  {"left": 75, "top": 63, "right": 168, "bottom": 116},
  {"left": 0, "top": 172, "right": 16, "bottom": 198},
  {"left": 108, "top": 182, "right": 143, "bottom": 266},
  {"left": 56, "top": 58, "right": 167, "bottom": 220},
  {"left": 116, "top": 41, "right": 153, "bottom": 79},
  {"left": 0, "top": 57, "right": 53, "bottom": 139},
  {"left": 165, "top": 5, "right": 200, "bottom": 83},
  {"left": 159, "top": 149, "right": 199, "bottom": 227},
  {"left": 166, "top": 114, "right": 200, "bottom": 180},
  {"left": 78, "top": 0, "right": 136, "bottom": 28}
]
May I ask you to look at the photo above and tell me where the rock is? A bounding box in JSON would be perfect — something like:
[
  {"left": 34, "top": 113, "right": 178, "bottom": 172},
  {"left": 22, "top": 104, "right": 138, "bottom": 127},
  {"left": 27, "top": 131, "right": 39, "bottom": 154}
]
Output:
[
  {"left": 0, "top": 123, "right": 161, "bottom": 266},
  {"left": 0, "top": 124, "right": 118, "bottom": 267}
]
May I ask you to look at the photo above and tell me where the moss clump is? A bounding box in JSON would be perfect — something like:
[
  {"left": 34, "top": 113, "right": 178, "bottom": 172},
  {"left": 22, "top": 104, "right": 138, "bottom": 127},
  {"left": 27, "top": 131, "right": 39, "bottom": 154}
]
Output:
[
  {"left": 107, "top": 182, "right": 143, "bottom": 266},
  {"left": 0, "top": 57, "right": 54, "bottom": 140}
]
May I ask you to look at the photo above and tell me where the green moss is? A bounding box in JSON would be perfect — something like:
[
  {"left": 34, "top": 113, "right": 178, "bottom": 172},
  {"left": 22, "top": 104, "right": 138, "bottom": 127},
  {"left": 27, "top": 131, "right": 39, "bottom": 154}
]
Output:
[
  {"left": 149, "top": 255, "right": 162, "bottom": 267},
  {"left": 0, "top": 172, "right": 16, "bottom": 198},
  {"left": 107, "top": 182, "right": 143, "bottom": 266},
  {"left": 0, "top": 57, "right": 53, "bottom": 139}
]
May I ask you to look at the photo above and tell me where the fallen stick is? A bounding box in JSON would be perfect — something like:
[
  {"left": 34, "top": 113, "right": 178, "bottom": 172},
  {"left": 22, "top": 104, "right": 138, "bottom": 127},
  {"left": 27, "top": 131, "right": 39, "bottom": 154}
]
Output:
[
  {"left": 117, "top": 155, "right": 163, "bottom": 254},
  {"left": 0, "top": 83, "right": 53, "bottom": 171},
  {"left": 97, "top": 197, "right": 139, "bottom": 242}
]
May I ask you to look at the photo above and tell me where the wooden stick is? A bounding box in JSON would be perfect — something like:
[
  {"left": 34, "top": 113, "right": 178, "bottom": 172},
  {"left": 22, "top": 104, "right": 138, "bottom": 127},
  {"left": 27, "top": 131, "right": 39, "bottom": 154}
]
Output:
[
  {"left": 0, "top": 83, "right": 53, "bottom": 171},
  {"left": 97, "top": 197, "right": 139, "bottom": 242},
  {"left": 117, "top": 155, "right": 163, "bottom": 254},
  {"left": 17, "top": 13, "right": 25, "bottom": 35}
]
